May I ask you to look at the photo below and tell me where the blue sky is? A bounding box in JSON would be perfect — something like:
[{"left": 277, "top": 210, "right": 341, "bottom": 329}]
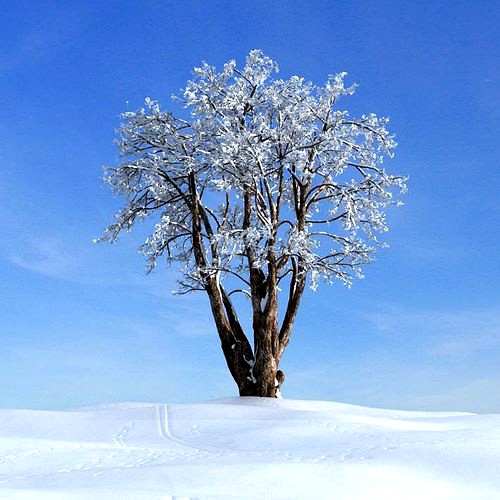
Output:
[{"left": 1, "top": 0, "right": 499, "bottom": 412}]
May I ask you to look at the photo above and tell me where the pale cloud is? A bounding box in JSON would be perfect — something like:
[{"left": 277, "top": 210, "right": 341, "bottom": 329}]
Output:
[
  {"left": 285, "top": 356, "right": 500, "bottom": 413},
  {"left": 398, "top": 239, "right": 468, "bottom": 262},
  {"left": 283, "top": 304, "right": 500, "bottom": 412},
  {"left": 367, "top": 307, "right": 500, "bottom": 358},
  {"left": 158, "top": 297, "right": 217, "bottom": 337},
  {"left": 408, "top": 378, "right": 500, "bottom": 414},
  {"left": 4, "top": 234, "right": 219, "bottom": 339},
  {"left": 4, "top": 234, "right": 176, "bottom": 294},
  {"left": 9, "top": 237, "right": 74, "bottom": 280}
]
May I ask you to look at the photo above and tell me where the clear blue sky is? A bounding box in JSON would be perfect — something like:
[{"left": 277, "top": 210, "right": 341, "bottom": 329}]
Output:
[{"left": 1, "top": 0, "right": 499, "bottom": 412}]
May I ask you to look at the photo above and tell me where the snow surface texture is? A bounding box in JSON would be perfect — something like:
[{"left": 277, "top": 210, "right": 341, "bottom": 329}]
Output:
[{"left": 0, "top": 398, "right": 499, "bottom": 499}]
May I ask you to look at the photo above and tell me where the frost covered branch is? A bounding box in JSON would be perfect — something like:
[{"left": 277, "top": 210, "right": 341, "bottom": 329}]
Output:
[{"left": 98, "top": 50, "right": 406, "bottom": 397}]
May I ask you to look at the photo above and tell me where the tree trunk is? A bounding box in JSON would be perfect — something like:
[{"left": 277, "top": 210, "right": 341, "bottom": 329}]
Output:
[
  {"left": 204, "top": 279, "right": 299, "bottom": 397},
  {"left": 190, "top": 177, "right": 299, "bottom": 399},
  {"left": 203, "top": 267, "right": 304, "bottom": 398},
  {"left": 253, "top": 350, "right": 278, "bottom": 397},
  {"left": 207, "top": 284, "right": 282, "bottom": 398}
]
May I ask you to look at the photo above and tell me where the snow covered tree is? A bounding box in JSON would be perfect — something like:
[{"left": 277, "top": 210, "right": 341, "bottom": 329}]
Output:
[{"left": 98, "top": 50, "right": 406, "bottom": 397}]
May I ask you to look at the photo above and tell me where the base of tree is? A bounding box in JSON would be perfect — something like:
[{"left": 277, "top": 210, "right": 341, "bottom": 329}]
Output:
[{"left": 237, "top": 370, "right": 284, "bottom": 398}]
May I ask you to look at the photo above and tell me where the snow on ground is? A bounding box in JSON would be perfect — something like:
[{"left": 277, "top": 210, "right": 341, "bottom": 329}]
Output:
[{"left": 0, "top": 397, "right": 499, "bottom": 499}]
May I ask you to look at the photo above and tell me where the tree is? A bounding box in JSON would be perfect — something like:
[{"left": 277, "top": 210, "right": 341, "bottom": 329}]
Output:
[{"left": 97, "top": 50, "right": 407, "bottom": 398}]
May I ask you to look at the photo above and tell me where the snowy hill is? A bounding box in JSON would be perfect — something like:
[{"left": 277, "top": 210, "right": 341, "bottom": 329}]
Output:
[{"left": 0, "top": 398, "right": 499, "bottom": 499}]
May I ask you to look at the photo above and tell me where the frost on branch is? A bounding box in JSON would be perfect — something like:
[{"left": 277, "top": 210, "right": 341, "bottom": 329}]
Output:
[
  {"left": 98, "top": 49, "right": 406, "bottom": 294},
  {"left": 97, "top": 50, "right": 407, "bottom": 397}
]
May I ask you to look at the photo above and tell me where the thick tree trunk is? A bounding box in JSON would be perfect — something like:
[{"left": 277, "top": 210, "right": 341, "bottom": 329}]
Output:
[
  {"left": 203, "top": 273, "right": 305, "bottom": 397},
  {"left": 203, "top": 262, "right": 304, "bottom": 398},
  {"left": 253, "top": 350, "right": 278, "bottom": 397},
  {"left": 252, "top": 300, "right": 280, "bottom": 397},
  {"left": 209, "top": 263, "right": 303, "bottom": 397},
  {"left": 190, "top": 176, "right": 303, "bottom": 399},
  {"left": 206, "top": 283, "right": 282, "bottom": 398}
]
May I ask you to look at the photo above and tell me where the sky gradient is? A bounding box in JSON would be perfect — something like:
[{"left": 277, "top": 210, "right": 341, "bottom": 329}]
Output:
[{"left": 1, "top": 0, "right": 499, "bottom": 412}]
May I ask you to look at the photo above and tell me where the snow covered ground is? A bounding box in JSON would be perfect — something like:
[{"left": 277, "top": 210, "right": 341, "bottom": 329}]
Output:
[{"left": 0, "top": 398, "right": 499, "bottom": 499}]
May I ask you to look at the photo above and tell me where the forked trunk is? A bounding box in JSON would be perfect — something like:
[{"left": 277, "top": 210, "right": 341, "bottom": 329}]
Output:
[{"left": 206, "top": 285, "right": 283, "bottom": 397}]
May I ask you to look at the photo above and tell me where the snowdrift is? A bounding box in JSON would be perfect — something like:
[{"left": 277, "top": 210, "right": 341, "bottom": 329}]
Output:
[{"left": 0, "top": 397, "right": 498, "bottom": 499}]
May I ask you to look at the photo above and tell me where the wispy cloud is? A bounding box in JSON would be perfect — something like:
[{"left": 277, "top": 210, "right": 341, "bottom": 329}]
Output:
[
  {"left": 366, "top": 307, "right": 500, "bottom": 358},
  {"left": 4, "top": 234, "right": 174, "bottom": 292},
  {"left": 398, "top": 240, "right": 468, "bottom": 262},
  {"left": 9, "top": 237, "right": 74, "bottom": 280},
  {"left": 158, "top": 297, "right": 217, "bottom": 337},
  {"left": 3, "top": 232, "right": 219, "bottom": 340},
  {"left": 282, "top": 305, "right": 500, "bottom": 411},
  {"left": 408, "top": 378, "right": 500, "bottom": 414}
]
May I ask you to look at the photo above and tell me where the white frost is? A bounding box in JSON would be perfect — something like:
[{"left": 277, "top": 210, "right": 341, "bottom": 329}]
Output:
[{"left": 98, "top": 50, "right": 406, "bottom": 294}]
